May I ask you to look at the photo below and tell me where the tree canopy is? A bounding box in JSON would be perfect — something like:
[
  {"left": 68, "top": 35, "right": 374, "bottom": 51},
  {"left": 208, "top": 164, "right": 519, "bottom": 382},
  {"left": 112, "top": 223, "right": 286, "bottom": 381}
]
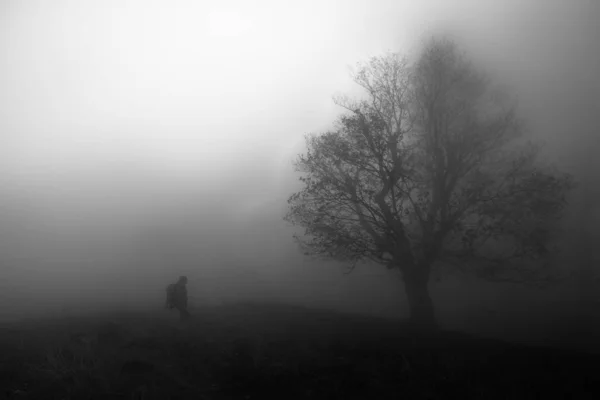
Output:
[{"left": 284, "top": 37, "right": 574, "bottom": 329}]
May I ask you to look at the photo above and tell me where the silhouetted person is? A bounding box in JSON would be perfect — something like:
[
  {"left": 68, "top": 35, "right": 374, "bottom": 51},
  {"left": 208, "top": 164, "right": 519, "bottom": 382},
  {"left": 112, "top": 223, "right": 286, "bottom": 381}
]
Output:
[{"left": 166, "top": 275, "right": 191, "bottom": 322}]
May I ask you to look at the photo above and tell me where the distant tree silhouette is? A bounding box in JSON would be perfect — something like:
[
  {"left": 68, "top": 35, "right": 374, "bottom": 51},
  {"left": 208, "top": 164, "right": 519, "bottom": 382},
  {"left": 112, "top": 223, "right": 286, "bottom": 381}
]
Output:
[{"left": 285, "top": 37, "right": 574, "bottom": 332}]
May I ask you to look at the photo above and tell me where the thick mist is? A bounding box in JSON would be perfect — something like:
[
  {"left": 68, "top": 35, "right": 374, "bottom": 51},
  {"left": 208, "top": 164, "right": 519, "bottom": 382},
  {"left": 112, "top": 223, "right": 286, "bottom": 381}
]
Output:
[{"left": 0, "top": 0, "right": 598, "bottom": 351}]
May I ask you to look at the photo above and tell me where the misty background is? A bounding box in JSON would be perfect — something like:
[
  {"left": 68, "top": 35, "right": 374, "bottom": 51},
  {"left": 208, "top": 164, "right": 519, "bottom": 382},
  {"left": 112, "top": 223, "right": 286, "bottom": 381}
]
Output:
[{"left": 0, "top": 0, "right": 598, "bottom": 349}]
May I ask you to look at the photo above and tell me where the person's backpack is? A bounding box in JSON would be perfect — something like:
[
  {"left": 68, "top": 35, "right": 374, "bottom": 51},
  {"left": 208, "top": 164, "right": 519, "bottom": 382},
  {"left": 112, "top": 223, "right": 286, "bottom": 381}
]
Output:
[{"left": 165, "top": 284, "right": 176, "bottom": 309}]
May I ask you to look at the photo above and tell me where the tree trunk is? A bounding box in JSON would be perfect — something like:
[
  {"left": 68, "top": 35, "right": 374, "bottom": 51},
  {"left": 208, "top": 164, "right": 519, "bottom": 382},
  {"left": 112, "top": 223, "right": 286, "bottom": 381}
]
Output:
[{"left": 402, "top": 262, "right": 437, "bottom": 335}]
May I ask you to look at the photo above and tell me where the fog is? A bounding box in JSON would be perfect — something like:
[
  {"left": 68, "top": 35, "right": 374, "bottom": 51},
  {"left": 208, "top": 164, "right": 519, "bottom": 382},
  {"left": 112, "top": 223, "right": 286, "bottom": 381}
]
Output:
[{"left": 0, "top": 0, "right": 598, "bottom": 350}]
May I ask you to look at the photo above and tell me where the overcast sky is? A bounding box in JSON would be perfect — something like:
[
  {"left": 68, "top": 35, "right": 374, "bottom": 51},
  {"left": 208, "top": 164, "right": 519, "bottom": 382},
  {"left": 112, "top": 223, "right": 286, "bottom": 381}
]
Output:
[{"left": 0, "top": 0, "right": 598, "bottom": 328}]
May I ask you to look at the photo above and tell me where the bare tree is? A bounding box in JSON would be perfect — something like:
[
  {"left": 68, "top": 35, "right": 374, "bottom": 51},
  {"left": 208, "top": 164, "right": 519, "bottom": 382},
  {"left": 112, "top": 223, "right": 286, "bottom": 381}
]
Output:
[{"left": 285, "top": 37, "right": 574, "bottom": 332}]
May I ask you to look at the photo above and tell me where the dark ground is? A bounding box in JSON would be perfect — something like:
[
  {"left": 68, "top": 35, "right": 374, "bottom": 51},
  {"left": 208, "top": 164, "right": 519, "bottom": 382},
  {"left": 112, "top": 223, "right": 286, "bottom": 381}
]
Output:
[{"left": 1, "top": 301, "right": 599, "bottom": 399}]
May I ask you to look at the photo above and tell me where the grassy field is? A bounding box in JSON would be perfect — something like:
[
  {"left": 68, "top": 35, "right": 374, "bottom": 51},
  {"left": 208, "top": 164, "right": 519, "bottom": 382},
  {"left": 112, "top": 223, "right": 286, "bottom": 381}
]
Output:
[{"left": 1, "top": 301, "right": 599, "bottom": 399}]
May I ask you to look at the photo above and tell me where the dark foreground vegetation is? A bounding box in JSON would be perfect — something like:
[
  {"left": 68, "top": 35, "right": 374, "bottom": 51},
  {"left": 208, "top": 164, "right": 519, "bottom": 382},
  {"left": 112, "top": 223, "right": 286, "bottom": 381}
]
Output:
[{"left": 1, "top": 301, "right": 599, "bottom": 399}]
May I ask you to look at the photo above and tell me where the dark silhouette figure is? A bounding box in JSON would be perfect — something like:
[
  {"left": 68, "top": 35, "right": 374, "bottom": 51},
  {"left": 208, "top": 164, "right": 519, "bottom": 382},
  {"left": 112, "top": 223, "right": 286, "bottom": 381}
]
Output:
[{"left": 166, "top": 276, "right": 191, "bottom": 322}]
